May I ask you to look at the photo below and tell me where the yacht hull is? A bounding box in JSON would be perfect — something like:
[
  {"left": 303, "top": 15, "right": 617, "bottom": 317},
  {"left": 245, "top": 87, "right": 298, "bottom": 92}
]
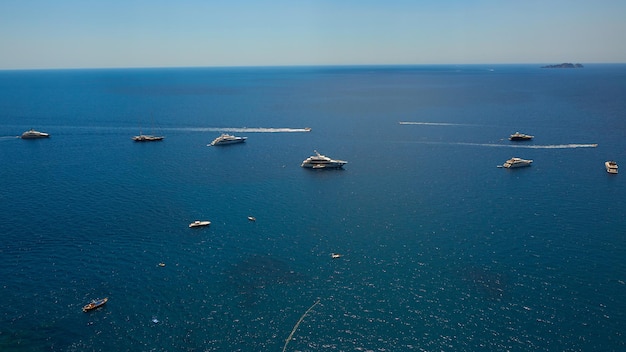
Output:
[
  {"left": 605, "top": 161, "right": 618, "bottom": 174},
  {"left": 301, "top": 162, "right": 346, "bottom": 169}
]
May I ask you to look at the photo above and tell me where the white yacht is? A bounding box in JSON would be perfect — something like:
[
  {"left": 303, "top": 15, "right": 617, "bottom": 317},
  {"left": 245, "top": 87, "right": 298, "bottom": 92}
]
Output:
[
  {"left": 189, "top": 220, "right": 211, "bottom": 228},
  {"left": 21, "top": 129, "right": 49, "bottom": 139},
  {"left": 301, "top": 150, "right": 347, "bottom": 169},
  {"left": 209, "top": 134, "right": 247, "bottom": 146},
  {"left": 503, "top": 157, "right": 533, "bottom": 168},
  {"left": 605, "top": 161, "right": 618, "bottom": 174}
]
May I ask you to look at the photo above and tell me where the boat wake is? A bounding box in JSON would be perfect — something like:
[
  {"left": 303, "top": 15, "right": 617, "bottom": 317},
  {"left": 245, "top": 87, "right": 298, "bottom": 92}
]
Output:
[
  {"left": 399, "top": 121, "right": 469, "bottom": 126},
  {"left": 0, "top": 136, "right": 20, "bottom": 141},
  {"left": 445, "top": 142, "right": 599, "bottom": 149},
  {"left": 167, "top": 127, "right": 311, "bottom": 133}
]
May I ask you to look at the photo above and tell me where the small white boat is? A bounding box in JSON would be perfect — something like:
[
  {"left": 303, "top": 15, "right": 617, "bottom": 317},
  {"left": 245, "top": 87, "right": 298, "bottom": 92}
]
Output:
[
  {"left": 605, "top": 161, "right": 618, "bottom": 174},
  {"left": 301, "top": 150, "right": 347, "bottom": 169},
  {"left": 189, "top": 220, "right": 211, "bottom": 228},
  {"left": 248, "top": 216, "right": 256, "bottom": 222},
  {"left": 21, "top": 129, "right": 49, "bottom": 139},
  {"left": 503, "top": 157, "right": 533, "bottom": 168},
  {"left": 331, "top": 253, "right": 342, "bottom": 259},
  {"left": 209, "top": 134, "right": 247, "bottom": 146}
]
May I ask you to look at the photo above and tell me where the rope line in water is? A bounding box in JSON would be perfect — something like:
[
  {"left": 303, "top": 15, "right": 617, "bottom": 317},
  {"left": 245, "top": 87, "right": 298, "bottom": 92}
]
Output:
[{"left": 282, "top": 300, "right": 321, "bottom": 352}]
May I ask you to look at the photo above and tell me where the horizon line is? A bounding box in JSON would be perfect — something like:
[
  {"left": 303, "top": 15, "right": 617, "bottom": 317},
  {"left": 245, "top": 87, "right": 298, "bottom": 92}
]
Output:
[{"left": 2, "top": 62, "right": 625, "bottom": 72}]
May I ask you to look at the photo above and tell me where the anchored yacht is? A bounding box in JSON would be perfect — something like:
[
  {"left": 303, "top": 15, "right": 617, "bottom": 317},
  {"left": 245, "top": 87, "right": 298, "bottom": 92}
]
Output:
[
  {"left": 605, "top": 161, "right": 618, "bottom": 174},
  {"left": 503, "top": 157, "right": 533, "bottom": 168},
  {"left": 301, "top": 151, "right": 347, "bottom": 169},
  {"left": 509, "top": 132, "right": 533, "bottom": 141}
]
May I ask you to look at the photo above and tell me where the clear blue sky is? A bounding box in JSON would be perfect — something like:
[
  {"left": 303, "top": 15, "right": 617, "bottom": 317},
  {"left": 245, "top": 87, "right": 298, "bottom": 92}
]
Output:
[{"left": 1, "top": 0, "right": 625, "bottom": 69}]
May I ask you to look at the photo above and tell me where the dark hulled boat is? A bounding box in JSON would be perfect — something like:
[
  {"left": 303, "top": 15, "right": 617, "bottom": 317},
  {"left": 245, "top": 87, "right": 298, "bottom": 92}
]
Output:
[
  {"left": 509, "top": 132, "right": 533, "bottom": 141},
  {"left": 82, "top": 297, "right": 108, "bottom": 312}
]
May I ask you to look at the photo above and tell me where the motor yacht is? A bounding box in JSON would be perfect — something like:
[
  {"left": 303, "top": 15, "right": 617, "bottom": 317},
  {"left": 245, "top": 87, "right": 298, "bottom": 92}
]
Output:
[
  {"left": 509, "top": 132, "right": 533, "bottom": 141},
  {"left": 21, "top": 129, "right": 49, "bottom": 139},
  {"left": 503, "top": 157, "right": 533, "bottom": 168},
  {"left": 605, "top": 161, "right": 618, "bottom": 174},
  {"left": 209, "top": 134, "right": 247, "bottom": 146},
  {"left": 301, "top": 150, "right": 347, "bottom": 169}
]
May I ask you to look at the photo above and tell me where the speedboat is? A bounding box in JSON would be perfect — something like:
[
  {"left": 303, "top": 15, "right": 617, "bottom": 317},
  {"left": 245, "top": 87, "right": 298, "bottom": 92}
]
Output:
[
  {"left": 331, "top": 253, "right": 342, "bottom": 259},
  {"left": 209, "top": 134, "right": 247, "bottom": 146},
  {"left": 83, "top": 297, "right": 108, "bottom": 312},
  {"left": 605, "top": 161, "right": 618, "bottom": 174},
  {"left": 509, "top": 132, "right": 533, "bottom": 141},
  {"left": 248, "top": 216, "right": 256, "bottom": 222},
  {"left": 189, "top": 220, "right": 211, "bottom": 228},
  {"left": 132, "top": 134, "right": 164, "bottom": 142},
  {"left": 301, "top": 150, "right": 347, "bottom": 169},
  {"left": 21, "top": 129, "right": 49, "bottom": 139},
  {"left": 503, "top": 157, "right": 533, "bottom": 168}
]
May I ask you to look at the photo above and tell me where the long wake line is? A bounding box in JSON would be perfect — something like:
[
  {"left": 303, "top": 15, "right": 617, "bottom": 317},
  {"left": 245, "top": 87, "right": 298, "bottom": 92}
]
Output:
[
  {"left": 399, "top": 121, "right": 470, "bottom": 126},
  {"left": 165, "top": 127, "right": 311, "bottom": 133},
  {"left": 453, "top": 142, "right": 599, "bottom": 149},
  {"left": 405, "top": 141, "right": 599, "bottom": 149}
]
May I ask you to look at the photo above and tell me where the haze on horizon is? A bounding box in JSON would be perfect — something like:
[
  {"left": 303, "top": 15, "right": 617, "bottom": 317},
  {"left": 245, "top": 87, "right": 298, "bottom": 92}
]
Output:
[{"left": 1, "top": 0, "right": 625, "bottom": 70}]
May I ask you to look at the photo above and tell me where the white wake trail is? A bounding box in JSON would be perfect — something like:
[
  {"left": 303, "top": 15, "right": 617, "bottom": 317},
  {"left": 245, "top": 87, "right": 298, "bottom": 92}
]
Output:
[
  {"left": 0, "top": 136, "right": 20, "bottom": 141},
  {"left": 167, "top": 127, "right": 311, "bottom": 133},
  {"left": 453, "top": 142, "right": 598, "bottom": 149},
  {"left": 399, "top": 121, "right": 468, "bottom": 126}
]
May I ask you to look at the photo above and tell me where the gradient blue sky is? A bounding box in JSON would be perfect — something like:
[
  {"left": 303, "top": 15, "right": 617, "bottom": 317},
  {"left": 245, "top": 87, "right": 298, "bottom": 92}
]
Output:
[{"left": 1, "top": 0, "right": 625, "bottom": 69}]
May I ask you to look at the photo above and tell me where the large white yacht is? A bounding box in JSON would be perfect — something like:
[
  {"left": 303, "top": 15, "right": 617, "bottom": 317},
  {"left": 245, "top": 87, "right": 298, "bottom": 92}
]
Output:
[
  {"left": 301, "top": 151, "right": 347, "bottom": 169},
  {"left": 605, "top": 161, "right": 618, "bottom": 174},
  {"left": 209, "top": 133, "right": 247, "bottom": 146},
  {"left": 21, "top": 129, "right": 49, "bottom": 139},
  {"left": 503, "top": 157, "right": 533, "bottom": 168}
]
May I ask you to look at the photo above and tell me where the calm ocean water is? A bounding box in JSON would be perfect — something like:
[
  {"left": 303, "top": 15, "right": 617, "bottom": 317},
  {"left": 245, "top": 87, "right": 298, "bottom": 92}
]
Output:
[{"left": 1, "top": 65, "right": 625, "bottom": 351}]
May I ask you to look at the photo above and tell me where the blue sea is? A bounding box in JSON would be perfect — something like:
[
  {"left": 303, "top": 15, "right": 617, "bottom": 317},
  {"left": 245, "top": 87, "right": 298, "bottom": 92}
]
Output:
[{"left": 1, "top": 65, "right": 625, "bottom": 351}]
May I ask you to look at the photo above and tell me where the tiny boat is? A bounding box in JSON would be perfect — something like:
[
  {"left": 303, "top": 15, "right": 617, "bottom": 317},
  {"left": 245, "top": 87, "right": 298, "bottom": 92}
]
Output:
[
  {"left": 189, "top": 220, "right": 211, "bottom": 228},
  {"left": 82, "top": 297, "right": 108, "bottom": 312},
  {"left": 158, "top": 263, "right": 166, "bottom": 267},
  {"left": 331, "top": 253, "right": 342, "bottom": 259},
  {"left": 605, "top": 161, "right": 618, "bottom": 174},
  {"left": 248, "top": 216, "right": 256, "bottom": 222}
]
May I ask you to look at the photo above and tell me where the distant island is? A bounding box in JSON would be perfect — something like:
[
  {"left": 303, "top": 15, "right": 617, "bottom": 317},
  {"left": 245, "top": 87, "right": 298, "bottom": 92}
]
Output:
[{"left": 541, "top": 63, "right": 584, "bottom": 68}]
